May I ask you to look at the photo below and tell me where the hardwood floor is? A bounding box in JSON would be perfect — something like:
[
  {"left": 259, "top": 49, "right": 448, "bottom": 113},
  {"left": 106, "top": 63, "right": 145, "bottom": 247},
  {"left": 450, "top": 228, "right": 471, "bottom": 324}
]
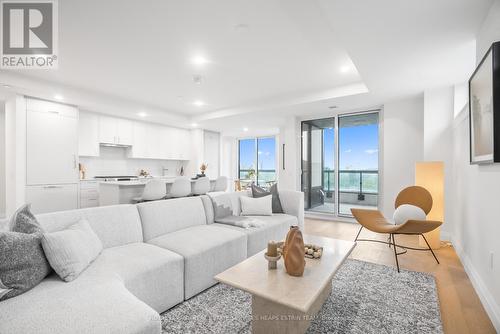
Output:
[{"left": 304, "top": 218, "right": 496, "bottom": 334}]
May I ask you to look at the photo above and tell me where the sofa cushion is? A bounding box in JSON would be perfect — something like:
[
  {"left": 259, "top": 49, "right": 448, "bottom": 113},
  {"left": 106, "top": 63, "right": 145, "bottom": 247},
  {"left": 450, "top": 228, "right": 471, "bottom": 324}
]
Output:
[
  {"left": 42, "top": 219, "right": 103, "bottom": 282},
  {"left": 147, "top": 225, "right": 247, "bottom": 299},
  {"left": 0, "top": 274, "right": 160, "bottom": 334},
  {"left": 214, "top": 214, "right": 296, "bottom": 256},
  {"left": 137, "top": 197, "right": 207, "bottom": 241},
  {"left": 0, "top": 204, "right": 51, "bottom": 301},
  {"left": 36, "top": 205, "right": 143, "bottom": 249},
  {"left": 82, "top": 243, "right": 184, "bottom": 313},
  {"left": 251, "top": 183, "right": 284, "bottom": 213}
]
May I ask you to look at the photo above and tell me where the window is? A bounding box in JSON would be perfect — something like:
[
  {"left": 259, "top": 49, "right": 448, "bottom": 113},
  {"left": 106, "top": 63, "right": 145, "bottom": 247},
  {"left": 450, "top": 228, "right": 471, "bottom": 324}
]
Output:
[{"left": 238, "top": 137, "right": 276, "bottom": 187}]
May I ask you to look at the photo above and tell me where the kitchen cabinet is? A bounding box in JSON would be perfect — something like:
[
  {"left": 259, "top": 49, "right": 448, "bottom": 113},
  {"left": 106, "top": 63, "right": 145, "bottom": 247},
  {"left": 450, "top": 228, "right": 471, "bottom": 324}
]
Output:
[
  {"left": 26, "top": 101, "right": 79, "bottom": 185},
  {"left": 78, "top": 112, "right": 100, "bottom": 156},
  {"left": 26, "top": 184, "right": 79, "bottom": 214},
  {"left": 99, "top": 116, "right": 133, "bottom": 146},
  {"left": 80, "top": 181, "right": 99, "bottom": 208},
  {"left": 129, "top": 122, "right": 191, "bottom": 160}
]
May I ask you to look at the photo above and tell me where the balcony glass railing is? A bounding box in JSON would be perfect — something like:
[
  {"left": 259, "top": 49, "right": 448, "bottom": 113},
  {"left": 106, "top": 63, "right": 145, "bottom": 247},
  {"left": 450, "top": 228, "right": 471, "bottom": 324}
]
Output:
[
  {"left": 323, "top": 170, "right": 378, "bottom": 194},
  {"left": 239, "top": 169, "right": 276, "bottom": 187}
]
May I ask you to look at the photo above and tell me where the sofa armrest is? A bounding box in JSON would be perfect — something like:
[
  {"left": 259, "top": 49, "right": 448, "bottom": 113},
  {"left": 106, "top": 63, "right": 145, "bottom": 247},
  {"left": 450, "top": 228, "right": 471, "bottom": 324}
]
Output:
[{"left": 279, "top": 190, "right": 304, "bottom": 230}]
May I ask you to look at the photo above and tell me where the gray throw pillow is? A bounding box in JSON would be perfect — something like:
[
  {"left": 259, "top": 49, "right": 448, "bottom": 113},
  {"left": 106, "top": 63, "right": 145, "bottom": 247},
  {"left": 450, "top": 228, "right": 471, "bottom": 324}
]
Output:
[
  {"left": 0, "top": 204, "right": 51, "bottom": 301},
  {"left": 42, "top": 219, "right": 103, "bottom": 282},
  {"left": 208, "top": 193, "right": 234, "bottom": 220},
  {"left": 251, "top": 184, "right": 284, "bottom": 213}
]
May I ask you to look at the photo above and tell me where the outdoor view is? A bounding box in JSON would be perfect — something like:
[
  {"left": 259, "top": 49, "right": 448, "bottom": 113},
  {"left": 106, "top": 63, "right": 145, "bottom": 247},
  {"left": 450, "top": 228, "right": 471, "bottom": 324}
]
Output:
[
  {"left": 302, "top": 113, "right": 379, "bottom": 215},
  {"left": 239, "top": 137, "right": 276, "bottom": 187}
]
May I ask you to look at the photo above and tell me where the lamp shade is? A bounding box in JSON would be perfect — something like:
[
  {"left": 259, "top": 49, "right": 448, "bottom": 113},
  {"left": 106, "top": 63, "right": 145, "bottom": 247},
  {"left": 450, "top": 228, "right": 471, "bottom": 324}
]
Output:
[{"left": 415, "top": 162, "right": 444, "bottom": 249}]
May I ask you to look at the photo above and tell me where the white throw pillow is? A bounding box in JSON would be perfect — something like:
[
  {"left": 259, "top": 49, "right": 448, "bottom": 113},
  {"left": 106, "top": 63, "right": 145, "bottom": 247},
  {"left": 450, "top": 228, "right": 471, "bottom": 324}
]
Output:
[
  {"left": 240, "top": 195, "right": 273, "bottom": 216},
  {"left": 393, "top": 204, "right": 426, "bottom": 225},
  {"left": 42, "top": 219, "right": 103, "bottom": 282}
]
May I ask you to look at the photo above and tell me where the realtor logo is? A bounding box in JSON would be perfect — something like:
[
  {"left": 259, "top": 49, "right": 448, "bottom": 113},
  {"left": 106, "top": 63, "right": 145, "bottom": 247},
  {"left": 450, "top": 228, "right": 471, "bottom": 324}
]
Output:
[{"left": 1, "top": 0, "right": 58, "bottom": 68}]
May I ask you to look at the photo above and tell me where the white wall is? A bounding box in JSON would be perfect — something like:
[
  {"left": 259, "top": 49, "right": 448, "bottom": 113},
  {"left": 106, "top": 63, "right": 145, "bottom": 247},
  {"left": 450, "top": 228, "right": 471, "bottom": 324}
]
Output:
[
  {"left": 79, "top": 146, "right": 184, "bottom": 178},
  {"left": 447, "top": 1, "right": 500, "bottom": 330},
  {"left": 0, "top": 102, "right": 5, "bottom": 217},
  {"left": 278, "top": 116, "right": 300, "bottom": 191},
  {"left": 5, "top": 95, "right": 26, "bottom": 217},
  {"left": 380, "top": 95, "right": 424, "bottom": 218},
  {"left": 220, "top": 136, "right": 237, "bottom": 191},
  {"left": 423, "top": 87, "right": 455, "bottom": 238}
]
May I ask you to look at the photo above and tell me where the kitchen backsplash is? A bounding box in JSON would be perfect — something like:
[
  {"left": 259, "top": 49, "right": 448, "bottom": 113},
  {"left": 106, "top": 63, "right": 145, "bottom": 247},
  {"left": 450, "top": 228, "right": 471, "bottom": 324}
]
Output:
[{"left": 79, "top": 146, "right": 184, "bottom": 178}]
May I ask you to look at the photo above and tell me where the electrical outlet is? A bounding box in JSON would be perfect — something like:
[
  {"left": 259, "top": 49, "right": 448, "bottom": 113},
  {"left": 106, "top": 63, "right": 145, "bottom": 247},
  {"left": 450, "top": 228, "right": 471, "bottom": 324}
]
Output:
[{"left": 490, "top": 252, "right": 494, "bottom": 270}]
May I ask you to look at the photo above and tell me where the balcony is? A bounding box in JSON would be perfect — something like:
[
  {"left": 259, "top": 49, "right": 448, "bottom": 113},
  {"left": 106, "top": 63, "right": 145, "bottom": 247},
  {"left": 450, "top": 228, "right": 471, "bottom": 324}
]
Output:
[{"left": 306, "top": 169, "right": 378, "bottom": 215}]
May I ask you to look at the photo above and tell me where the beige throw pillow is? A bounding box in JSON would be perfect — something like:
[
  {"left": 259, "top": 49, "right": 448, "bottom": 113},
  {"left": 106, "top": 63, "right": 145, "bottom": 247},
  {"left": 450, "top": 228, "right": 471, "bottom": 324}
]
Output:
[{"left": 42, "top": 219, "right": 103, "bottom": 282}]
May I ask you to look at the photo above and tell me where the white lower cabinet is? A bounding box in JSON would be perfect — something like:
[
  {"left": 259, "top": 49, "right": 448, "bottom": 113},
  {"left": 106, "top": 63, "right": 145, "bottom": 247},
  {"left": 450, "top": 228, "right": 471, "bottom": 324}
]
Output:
[
  {"left": 25, "top": 184, "right": 79, "bottom": 214},
  {"left": 80, "top": 181, "right": 100, "bottom": 208}
]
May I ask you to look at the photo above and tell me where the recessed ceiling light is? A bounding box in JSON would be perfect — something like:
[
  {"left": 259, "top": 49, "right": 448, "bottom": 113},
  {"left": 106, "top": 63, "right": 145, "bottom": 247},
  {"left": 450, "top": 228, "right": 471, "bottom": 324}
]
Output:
[
  {"left": 243, "top": 127, "right": 249, "bottom": 132},
  {"left": 191, "top": 55, "right": 209, "bottom": 66},
  {"left": 1, "top": 84, "right": 11, "bottom": 89},
  {"left": 340, "top": 66, "right": 351, "bottom": 73},
  {"left": 54, "top": 94, "right": 64, "bottom": 101},
  {"left": 137, "top": 112, "right": 148, "bottom": 117},
  {"left": 193, "top": 100, "right": 206, "bottom": 107},
  {"left": 190, "top": 123, "right": 198, "bottom": 127}
]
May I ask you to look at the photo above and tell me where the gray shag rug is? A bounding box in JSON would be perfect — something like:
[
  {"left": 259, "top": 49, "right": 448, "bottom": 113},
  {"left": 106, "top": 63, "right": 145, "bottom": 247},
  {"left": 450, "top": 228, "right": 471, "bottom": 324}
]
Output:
[{"left": 161, "top": 259, "right": 443, "bottom": 334}]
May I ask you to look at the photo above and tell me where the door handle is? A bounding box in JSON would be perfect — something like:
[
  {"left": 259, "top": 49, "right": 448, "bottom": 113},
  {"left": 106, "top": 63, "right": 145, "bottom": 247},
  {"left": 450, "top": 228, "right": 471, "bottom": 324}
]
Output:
[{"left": 43, "top": 185, "right": 62, "bottom": 189}]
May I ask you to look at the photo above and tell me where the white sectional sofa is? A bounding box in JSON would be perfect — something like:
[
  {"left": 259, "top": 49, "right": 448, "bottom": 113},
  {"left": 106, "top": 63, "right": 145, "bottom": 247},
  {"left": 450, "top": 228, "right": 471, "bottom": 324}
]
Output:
[{"left": 0, "top": 190, "right": 303, "bottom": 334}]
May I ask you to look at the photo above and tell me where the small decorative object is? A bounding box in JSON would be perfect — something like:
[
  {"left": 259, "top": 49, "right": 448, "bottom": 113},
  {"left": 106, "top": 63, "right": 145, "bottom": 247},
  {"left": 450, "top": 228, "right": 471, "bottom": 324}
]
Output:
[
  {"left": 79, "top": 163, "right": 86, "bottom": 180},
  {"left": 200, "top": 163, "right": 208, "bottom": 176},
  {"left": 139, "top": 169, "right": 149, "bottom": 177},
  {"left": 282, "top": 226, "right": 306, "bottom": 277},
  {"left": 265, "top": 241, "right": 281, "bottom": 269},
  {"left": 304, "top": 244, "right": 323, "bottom": 259},
  {"left": 180, "top": 166, "right": 184, "bottom": 176}
]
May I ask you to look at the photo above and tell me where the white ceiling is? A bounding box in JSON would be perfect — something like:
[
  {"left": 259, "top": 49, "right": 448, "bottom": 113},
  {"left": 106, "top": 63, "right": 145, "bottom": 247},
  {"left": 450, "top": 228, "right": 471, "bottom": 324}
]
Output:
[{"left": 0, "top": 0, "right": 494, "bottom": 136}]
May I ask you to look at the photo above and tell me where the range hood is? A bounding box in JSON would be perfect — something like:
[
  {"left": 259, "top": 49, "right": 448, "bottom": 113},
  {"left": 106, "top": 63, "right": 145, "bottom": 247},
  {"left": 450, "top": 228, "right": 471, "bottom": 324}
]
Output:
[{"left": 100, "top": 143, "right": 132, "bottom": 148}]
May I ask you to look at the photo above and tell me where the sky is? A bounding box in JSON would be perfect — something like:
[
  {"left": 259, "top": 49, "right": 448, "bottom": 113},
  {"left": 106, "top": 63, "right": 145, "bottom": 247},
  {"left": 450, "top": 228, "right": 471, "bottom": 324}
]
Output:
[
  {"left": 239, "top": 137, "right": 276, "bottom": 170},
  {"left": 238, "top": 122, "right": 378, "bottom": 172},
  {"left": 324, "top": 124, "right": 379, "bottom": 170}
]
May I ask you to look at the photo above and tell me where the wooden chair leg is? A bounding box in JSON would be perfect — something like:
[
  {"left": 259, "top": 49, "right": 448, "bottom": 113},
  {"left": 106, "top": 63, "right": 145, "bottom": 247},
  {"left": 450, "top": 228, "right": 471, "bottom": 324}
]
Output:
[
  {"left": 391, "top": 234, "right": 400, "bottom": 272},
  {"left": 421, "top": 233, "right": 440, "bottom": 264}
]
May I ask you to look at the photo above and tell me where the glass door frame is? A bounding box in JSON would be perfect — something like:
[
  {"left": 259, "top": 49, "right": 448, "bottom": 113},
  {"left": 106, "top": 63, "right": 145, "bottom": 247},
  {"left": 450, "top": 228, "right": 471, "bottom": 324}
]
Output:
[{"left": 301, "top": 109, "right": 381, "bottom": 217}]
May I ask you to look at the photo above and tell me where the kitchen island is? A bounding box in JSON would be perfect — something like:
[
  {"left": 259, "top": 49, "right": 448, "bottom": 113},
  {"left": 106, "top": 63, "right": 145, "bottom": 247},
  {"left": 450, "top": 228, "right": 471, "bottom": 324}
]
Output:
[{"left": 99, "top": 177, "right": 217, "bottom": 206}]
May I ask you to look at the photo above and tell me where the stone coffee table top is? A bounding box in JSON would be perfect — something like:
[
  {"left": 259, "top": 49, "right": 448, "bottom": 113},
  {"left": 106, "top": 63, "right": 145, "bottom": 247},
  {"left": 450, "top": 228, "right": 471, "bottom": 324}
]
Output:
[{"left": 215, "top": 234, "right": 356, "bottom": 313}]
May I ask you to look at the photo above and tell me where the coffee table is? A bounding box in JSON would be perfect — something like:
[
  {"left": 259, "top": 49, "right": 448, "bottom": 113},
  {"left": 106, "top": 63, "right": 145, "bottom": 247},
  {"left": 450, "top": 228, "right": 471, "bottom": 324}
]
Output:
[{"left": 215, "top": 234, "right": 355, "bottom": 334}]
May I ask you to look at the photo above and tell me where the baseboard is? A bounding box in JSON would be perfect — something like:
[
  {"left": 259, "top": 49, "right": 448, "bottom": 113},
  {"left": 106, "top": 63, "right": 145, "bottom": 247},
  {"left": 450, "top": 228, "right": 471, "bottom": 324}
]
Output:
[{"left": 452, "top": 237, "right": 500, "bottom": 332}]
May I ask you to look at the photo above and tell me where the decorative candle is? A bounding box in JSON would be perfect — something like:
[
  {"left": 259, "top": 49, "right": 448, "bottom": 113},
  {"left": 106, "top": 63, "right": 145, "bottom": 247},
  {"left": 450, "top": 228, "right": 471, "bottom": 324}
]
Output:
[{"left": 267, "top": 241, "right": 278, "bottom": 257}]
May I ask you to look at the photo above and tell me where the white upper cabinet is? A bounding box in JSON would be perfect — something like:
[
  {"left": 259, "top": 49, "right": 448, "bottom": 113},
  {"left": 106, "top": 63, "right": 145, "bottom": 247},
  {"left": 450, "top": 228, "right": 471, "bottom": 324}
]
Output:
[
  {"left": 78, "top": 112, "right": 100, "bottom": 156},
  {"left": 26, "top": 99, "right": 79, "bottom": 185},
  {"left": 128, "top": 121, "right": 191, "bottom": 160},
  {"left": 98, "top": 116, "right": 133, "bottom": 145}
]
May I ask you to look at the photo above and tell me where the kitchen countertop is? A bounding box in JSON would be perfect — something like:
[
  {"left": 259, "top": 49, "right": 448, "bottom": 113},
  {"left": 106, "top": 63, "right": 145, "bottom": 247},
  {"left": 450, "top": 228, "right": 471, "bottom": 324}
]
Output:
[{"left": 99, "top": 178, "right": 216, "bottom": 186}]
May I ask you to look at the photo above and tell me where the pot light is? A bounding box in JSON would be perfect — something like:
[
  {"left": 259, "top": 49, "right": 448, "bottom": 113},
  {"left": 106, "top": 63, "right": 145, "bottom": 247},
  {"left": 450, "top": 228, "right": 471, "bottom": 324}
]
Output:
[
  {"left": 190, "top": 123, "right": 198, "bottom": 127},
  {"left": 191, "top": 55, "right": 209, "bottom": 66},
  {"left": 1, "top": 83, "right": 11, "bottom": 89},
  {"left": 193, "top": 100, "right": 206, "bottom": 107},
  {"left": 137, "top": 112, "right": 148, "bottom": 117},
  {"left": 54, "top": 94, "right": 64, "bottom": 101},
  {"left": 243, "top": 127, "right": 249, "bottom": 132},
  {"left": 340, "top": 66, "right": 351, "bottom": 73}
]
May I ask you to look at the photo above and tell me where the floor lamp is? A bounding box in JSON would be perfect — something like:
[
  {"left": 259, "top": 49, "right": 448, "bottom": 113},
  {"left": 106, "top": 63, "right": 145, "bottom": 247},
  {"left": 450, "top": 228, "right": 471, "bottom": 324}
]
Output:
[{"left": 415, "top": 162, "right": 444, "bottom": 249}]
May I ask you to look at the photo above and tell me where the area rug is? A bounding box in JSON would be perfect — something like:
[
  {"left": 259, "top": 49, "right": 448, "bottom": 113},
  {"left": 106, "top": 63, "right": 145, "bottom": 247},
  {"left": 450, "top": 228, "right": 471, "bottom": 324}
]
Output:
[{"left": 161, "top": 259, "right": 443, "bottom": 334}]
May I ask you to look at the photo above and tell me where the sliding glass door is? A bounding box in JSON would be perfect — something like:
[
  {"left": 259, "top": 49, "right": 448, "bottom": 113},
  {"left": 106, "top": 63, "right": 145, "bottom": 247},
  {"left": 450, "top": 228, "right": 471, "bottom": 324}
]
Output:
[
  {"left": 301, "top": 118, "right": 335, "bottom": 213},
  {"left": 301, "top": 111, "right": 379, "bottom": 217}
]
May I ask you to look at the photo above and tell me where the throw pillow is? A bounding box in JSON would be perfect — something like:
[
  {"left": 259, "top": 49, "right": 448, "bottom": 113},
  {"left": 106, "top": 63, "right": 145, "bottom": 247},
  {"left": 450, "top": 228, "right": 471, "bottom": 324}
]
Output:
[
  {"left": 393, "top": 204, "right": 426, "bottom": 225},
  {"left": 251, "top": 184, "right": 284, "bottom": 213},
  {"left": 209, "top": 193, "right": 235, "bottom": 220},
  {"left": 42, "top": 219, "right": 103, "bottom": 282},
  {"left": 240, "top": 195, "right": 273, "bottom": 216},
  {"left": 0, "top": 204, "right": 51, "bottom": 301}
]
